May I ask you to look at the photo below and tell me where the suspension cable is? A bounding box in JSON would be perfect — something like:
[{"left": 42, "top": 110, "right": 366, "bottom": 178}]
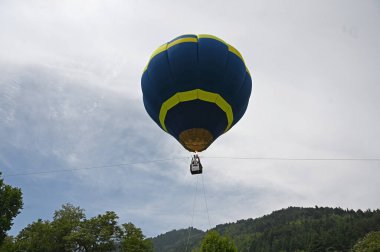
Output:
[
  {"left": 202, "top": 173, "right": 212, "bottom": 230},
  {"left": 185, "top": 175, "right": 199, "bottom": 252}
]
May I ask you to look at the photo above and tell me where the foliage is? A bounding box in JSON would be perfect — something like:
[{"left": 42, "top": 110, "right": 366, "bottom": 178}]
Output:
[
  {"left": 0, "top": 203, "right": 151, "bottom": 252},
  {"left": 13, "top": 219, "right": 54, "bottom": 252},
  {"left": 2, "top": 200, "right": 380, "bottom": 252},
  {"left": 352, "top": 231, "right": 380, "bottom": 252},
  {"left": 151, "top": 207, "right": 380, "bottom": 252},
  {"left": 64, "top": 211, "right": 120, "bottom": 252},
  {"left": 199, "top": 230, "right": 237, "bottom": 252},
  {"left": 152, "top": 227, "right": 204, "bottom": 252},
  {"left": 52, "top": 203, "right": 85, "bottom": 251},
  {"left": 120, "top": 222, "right": 153, "bottom": 252},
  {"left": 0, "top": 172, "right": 23, "bottom": 245},
  {"left": 0, "top": 236, "right": 16, "bottom": 252}
]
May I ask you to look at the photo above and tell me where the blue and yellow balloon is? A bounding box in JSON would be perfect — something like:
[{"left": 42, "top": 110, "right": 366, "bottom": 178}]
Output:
[{"left": 141, "top": 34, "right": 252, "bottom": 152}]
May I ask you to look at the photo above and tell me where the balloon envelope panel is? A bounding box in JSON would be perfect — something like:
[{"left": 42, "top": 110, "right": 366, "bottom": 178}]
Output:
[{"left": 141, "top": 34, "right": 252, "bottom": 152}]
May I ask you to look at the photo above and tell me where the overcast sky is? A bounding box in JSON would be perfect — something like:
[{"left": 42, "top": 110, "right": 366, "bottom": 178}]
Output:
[{"left": 1, "top": 0, "right": 379, "bottom": 238}]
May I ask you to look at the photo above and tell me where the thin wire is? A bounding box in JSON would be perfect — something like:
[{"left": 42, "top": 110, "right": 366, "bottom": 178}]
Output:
[
  {"left": 185, "top": 175, "right": 199, "bottom": 252},
  {"left": 4, "top": 157, "right": 187, "bottom": 177},
  {"left": 4, "top": 155, "right": 379, "bottom": 178},
  {"left": 202, "top": 173, "right": 212, "bottom": 230},
  {"left": 203, "top": 156, "right": 380, "bottom": 161}
]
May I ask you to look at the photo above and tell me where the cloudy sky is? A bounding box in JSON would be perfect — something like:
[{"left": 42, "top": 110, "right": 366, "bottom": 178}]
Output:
[{"left": 1, "top": 0, "right": 379, "bottom": 237}]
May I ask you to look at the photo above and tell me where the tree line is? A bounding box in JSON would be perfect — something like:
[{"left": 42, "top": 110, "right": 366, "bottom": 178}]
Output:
[
  {"left": 0, "top": 203, "right": 153, "bottom": 252},
  {"left": 152, "top": 207, "right": 380, "bottom": 251},
  {"left": 215, "top": 206, "right": 380, "bottom": 251},
  {"left": 1, "top": 172, "right": 154, "bottom": 252},
  {"left": 1, "top": 172, "right": 379, "bottom": 251},
  {"left": 1, "top": 172, "right": 236, "bottom": 252}
]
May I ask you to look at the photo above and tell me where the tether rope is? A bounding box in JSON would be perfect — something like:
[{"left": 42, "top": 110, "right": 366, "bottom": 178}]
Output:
[
  {"left": 185, "top": 175, "right": 199, "bottom": 252},
  {"left": 202, "top": 173, "right": 212, "bottom": 230}
]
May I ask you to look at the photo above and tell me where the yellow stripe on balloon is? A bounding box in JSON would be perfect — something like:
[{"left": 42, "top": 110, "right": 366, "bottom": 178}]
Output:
[
  {"left": 167, "top": 37, "right": 198, "bottom": 49},
  {"left": 143, "top": 34, "right": 250, "bottom": 77},
  {"left": 159, "top": 89, "right": 233, "bottom": 133}
]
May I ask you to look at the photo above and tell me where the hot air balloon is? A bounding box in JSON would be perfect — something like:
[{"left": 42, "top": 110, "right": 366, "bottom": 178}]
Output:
[{"left": 141, "top": 34, "right": 252, "bottom": 174}]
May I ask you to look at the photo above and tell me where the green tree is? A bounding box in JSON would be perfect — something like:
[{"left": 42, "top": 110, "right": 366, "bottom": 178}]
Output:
[
  {"left": 0, "top": 172, "right": 23, "bottom": 245},
  {"left": 120, "top": 222, "right": 153, "bottom": 252},
  {"left": 14, "top": 219, "right": 54, "bottom": 252},
  {"left": 352, "top": 231, "right": 380, "bottom": 252},
  {"left": 200, "top": 231, "right": 237, "bottom": 252},
  {"left": 1, "top": 202, "right": 154, "bottom": 252},
  {"left": 64, "top": 211, "right": 120, "bottom": 252},
  {"left": 51, "top": 203, "right": 85, "bottom": 251},
  {"left": 0, "top": 236, "right": 16, "bottom": 251}
]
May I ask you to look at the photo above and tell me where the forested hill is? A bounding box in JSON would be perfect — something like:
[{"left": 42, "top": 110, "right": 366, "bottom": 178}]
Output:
[{"left": 151, "top": 206, "right": 380, "bottom": 252}]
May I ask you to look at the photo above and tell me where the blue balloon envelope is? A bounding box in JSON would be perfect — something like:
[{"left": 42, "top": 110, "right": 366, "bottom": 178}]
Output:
[{"left": 141, "top": 34, "right": 252, "bottom": 152}]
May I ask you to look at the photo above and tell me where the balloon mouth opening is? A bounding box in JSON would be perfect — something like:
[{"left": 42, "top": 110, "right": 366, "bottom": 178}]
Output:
[{"left": 179, "top": 128, "right": 214, "bottom": 152}]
